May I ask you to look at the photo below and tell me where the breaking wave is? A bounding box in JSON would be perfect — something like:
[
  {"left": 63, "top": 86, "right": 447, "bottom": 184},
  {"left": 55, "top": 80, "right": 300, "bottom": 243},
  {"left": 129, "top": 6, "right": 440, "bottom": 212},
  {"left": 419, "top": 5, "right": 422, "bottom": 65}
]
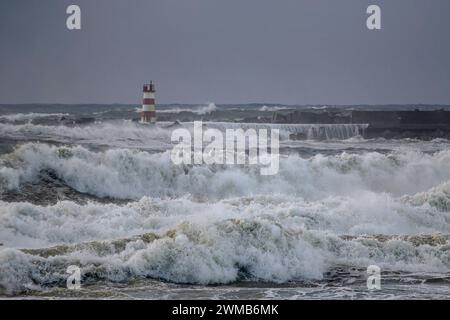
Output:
[
  {"left": 0, "top": 121, "right": 367, "bottom": 149},
  {"left": 196, "top": 103, "right": 217, "bottom": 115},
  {"left": 2, "top": 143, "right": 450, "bottom": 200},
  {"left": 1, "top": 193, "right": 449, "bottom": 294},
  {"left": 1, "top": 142, "right": 450, "bottom": 294},
  {"left": 0, "top": 121, "right": 173, "bottom": 150},
  {"left": 402, "top": 181, "right": 450, "bottom": 212},
  {"left": 259, "top": 105, "right": 290, "bottom": 112},
  {"left": 2, "top": 106, "right": 450, "bottom": 298}
]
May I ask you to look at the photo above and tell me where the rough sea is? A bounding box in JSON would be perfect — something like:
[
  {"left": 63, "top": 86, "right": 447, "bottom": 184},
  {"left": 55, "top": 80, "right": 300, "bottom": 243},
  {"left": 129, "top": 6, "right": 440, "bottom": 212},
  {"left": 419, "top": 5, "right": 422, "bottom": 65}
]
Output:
[{"left": 0, "top": 103, "right": 449, "bottom": 299}]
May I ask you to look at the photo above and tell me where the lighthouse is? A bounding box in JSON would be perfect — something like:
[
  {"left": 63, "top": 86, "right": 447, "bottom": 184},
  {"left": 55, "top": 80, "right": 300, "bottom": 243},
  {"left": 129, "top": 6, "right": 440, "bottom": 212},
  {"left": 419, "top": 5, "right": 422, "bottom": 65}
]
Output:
[{"left": 140, "top": 82, "right": 156, "bottom": 123}]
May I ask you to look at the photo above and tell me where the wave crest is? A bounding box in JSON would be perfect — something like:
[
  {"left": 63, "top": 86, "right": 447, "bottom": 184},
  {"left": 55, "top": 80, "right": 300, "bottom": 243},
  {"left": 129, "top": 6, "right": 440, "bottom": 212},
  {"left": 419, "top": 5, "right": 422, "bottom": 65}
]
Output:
[{"left": 2, "top": 143, "right": 450, "bottom": 201}]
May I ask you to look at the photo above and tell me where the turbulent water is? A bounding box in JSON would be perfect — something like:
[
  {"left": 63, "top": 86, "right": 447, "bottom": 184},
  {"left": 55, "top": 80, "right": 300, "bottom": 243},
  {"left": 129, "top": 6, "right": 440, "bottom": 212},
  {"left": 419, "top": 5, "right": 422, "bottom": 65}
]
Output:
[{"left": 0, "top": 104, "right": 449, "bottom": 299}]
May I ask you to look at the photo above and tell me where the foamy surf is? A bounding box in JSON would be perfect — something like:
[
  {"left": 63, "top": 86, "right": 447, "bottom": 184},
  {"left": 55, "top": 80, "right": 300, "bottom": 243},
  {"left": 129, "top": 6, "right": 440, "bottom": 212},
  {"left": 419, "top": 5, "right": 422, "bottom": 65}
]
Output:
[
  {"left": 1, "top": 207, "right": 449, "bottom": 294},
  {"left": 2, "top": 143, "right": 450, "bottom": 200},
  {"left": 1, "top": 184, "right": 450, "bottom": 295},
  {"left": 0, "top": 107, "right": 449, "bottom": 299}
]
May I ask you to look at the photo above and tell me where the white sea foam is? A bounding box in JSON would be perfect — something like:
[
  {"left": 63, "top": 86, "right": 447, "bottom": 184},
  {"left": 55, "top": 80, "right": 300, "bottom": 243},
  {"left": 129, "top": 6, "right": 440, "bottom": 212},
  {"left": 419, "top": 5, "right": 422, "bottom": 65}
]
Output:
[
  {"left": 1, "top": 108, "right": 450, "bottom": 297},
  {"left": 196, "top": 103, "right": 217, "bottom": 115},
  {"left": 0, "top": 192, "right": 449, "bottom": 293},
  {"left": 401, "top": 181, "right": 450, "bottom": 212},
  {"left": 2, "top": 192, "right": 450, "bottom": 248},
  {"left": 259, "top": 105, "right": 290, "bottom": 112},
  {"left": 0, "top": 121, "right": 173, "bottom": 150},
  {"left": 1, "top": 142, "right": 450, "bottom": 294},
  {"left": 158, "top": 103, "right": 217, "bottom": 115},
  {"left": 2, "top": 143, "right": 450, "bottom": 200},
  {"left": 0, "top": 120, "right": 368, "bottom": 150}
]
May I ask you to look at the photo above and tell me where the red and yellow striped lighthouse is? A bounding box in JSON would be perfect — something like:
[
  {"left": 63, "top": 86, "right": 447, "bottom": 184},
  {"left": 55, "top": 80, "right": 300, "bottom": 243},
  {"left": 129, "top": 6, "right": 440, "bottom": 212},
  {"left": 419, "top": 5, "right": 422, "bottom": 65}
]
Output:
[{"left": 140, "top": 82, "right": 156, "bottom": 123}]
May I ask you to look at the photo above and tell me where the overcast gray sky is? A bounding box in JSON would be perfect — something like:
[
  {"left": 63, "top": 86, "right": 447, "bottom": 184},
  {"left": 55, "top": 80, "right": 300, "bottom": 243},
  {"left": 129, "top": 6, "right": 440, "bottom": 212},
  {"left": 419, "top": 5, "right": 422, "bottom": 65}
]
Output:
[{"left": 0, "top": 0, "right": 449, "bottom": 104}]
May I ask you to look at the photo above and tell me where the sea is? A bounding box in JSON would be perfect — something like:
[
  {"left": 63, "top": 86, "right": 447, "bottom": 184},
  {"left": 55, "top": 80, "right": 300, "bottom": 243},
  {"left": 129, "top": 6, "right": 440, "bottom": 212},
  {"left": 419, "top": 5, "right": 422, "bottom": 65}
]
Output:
[{"left": 0, "top": 103, "right": 449, "bottom": 299}]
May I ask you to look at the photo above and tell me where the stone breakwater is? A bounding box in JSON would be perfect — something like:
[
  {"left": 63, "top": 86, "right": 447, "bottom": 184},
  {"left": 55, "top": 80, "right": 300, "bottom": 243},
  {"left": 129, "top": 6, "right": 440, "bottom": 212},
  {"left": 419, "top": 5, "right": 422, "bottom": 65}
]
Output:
[{"left": 272, "top": 109, "right": 450, "bottom": 140}]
